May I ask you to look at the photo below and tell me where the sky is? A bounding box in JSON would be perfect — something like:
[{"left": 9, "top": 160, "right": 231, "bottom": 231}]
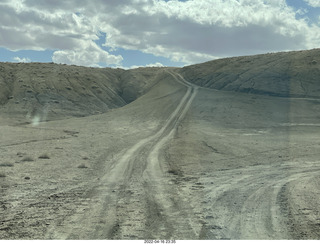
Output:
[{"left": 0, "top": 0, "right": 319, "bottom": 69}]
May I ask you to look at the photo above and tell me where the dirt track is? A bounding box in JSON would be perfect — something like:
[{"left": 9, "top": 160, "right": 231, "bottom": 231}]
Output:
[
  {"left": 1, "top": 68, "right": 320, "bottom": 239},
  {"left": 43, "top": 70, "right": 199, "bottom": 239}
]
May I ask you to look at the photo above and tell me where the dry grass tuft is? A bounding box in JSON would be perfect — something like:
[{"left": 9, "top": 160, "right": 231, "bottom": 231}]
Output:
[
  {"left": 17, "top": 152, "right": 25, "bottom": 157},
  {"left": 0, "top": 162, "right": 14, "bottom": 167},
  {"left": 38, "top": 153, "right": 50, "bottom": 159},
  {"left": 78, "top": 163, "right": 88, "bottom": 169},
  {"left": 22, "top": 156, "right": 34, "bottom": 162},
  {"left": 167, "top": 168, "right": 183, "bottom": 176}
]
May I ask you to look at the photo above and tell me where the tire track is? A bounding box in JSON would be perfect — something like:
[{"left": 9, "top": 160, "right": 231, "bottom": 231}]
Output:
[
  {"left": 142, "top": 71, "right": 199, "bottom": 239},
  {"left": 45, "top": 70, "right": 198, "bottom": 239},
  {"left": 200, "top": 161, "right": 320, "bottom": 239}
]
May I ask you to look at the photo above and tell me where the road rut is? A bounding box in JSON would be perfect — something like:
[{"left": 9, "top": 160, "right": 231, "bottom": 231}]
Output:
[{"left": 45, "top": 71, "right": 199, "bottom": 239}]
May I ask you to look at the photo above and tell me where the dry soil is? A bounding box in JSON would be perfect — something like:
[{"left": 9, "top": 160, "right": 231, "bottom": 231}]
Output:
[{"left": 1, "top": 50, "right": 320, "bottom": 240}]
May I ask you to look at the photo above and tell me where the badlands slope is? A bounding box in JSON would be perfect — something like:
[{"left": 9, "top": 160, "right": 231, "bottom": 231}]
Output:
[
  {"left": 0, "top": 63, "right": 162, "bottom": 123},
  {"left": 0, "top": 49, "right": 320, "bottom": 239}
]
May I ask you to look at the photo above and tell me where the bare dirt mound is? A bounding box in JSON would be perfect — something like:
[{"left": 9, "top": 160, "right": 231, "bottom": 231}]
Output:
[
  {"left": 179, "top": 48, "right": 320, "bottom": 98},
  {"left": 0, "top": 63, "right": 163, "bottom": 124}
]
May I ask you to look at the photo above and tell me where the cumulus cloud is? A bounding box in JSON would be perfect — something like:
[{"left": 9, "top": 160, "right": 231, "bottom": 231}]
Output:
[
  {"left": 119, "top": 62, "right": 165, "bottom": 70},
  {"left": 13, "top": 57, "right": 31, "bottom": 63},
  {"left": 146, "top": 62, "right": 165, "bottom": 67},
  {"left": 52, "top": 41, "right": 123, "bottom": 67},
  {"left": 100, "top": 0, "right": 320, "bottom": 63},
  {"left": 0, "top": 0, "right": 319, "bottom": 66},
  {"left": 0, "top": 1, "right": 121, "bottom": 66},
  {"left": 304, "top": 0, "right": 320, "bottom": 8},
  {"left": 129, "top": 62, "right": 165, "bottom": 69}
]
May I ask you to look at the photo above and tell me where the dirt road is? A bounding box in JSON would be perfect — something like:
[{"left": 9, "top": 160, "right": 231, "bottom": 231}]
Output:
[{"left": 44, "top": 70, "right": 199, "bottom": 239}]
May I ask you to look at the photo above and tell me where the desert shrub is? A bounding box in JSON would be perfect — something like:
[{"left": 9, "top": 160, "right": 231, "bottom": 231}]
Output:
[
  {"left": 22, "top": 156, "right": 34, "bottom": 162},
  {"left": 0, "top": 162, "right": 14, "bottom": 167},
  {"left": 167, "top": 169, "right": 180, "bottom": 176},
  {"left": 78, "top": 163, "right": 88, "bottom": 169},
  {"left": 38, "top": 153, "right": 50, "bottom": 159},
  {"left": 17, "top": 152, "right": 25, "bottom": 157}
]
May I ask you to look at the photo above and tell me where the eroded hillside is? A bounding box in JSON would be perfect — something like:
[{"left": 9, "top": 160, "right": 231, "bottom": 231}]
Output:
[
  {"left": 179, "top": 48, "right": 320, "bottom": 98},
  {"left": 0, "top": 63, "right": 163, "bottom": 124},
  {"left": 1, "top": 49, "right": 320, "bottom": 125}
]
